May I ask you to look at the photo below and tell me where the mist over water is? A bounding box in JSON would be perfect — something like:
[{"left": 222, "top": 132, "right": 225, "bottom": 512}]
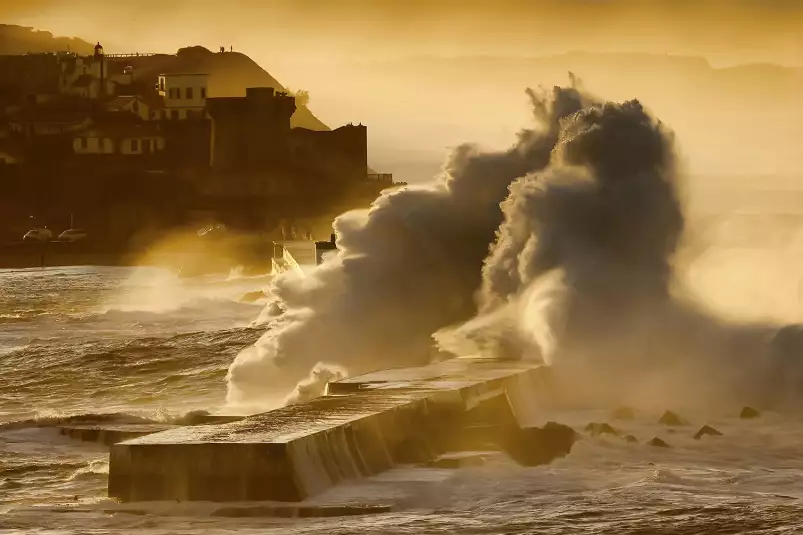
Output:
[{"left": 228, "top": 80, "right": 803, "bottom": 413}]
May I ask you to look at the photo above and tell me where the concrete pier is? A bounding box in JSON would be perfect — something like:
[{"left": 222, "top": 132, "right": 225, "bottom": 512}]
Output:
[
  {"left": 108, "top": 357, "right": 550, "bottom": 503},
  {"left": 59, "top": 424, "right": 178, "bottom": 446}
]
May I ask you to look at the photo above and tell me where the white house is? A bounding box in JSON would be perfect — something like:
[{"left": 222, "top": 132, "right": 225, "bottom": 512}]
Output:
[
  {"left": 157, "top": 73, "right": 209, "bottom": 120},
  {"left": 73, "top": 123, "right": 165, "bottom": 155},
  {"left": 73, "top": 130, "right": 114, "bottom": 154}
]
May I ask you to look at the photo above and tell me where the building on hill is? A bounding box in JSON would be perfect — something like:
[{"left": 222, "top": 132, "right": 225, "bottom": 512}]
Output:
[
  {"left": 0, "top": 46, "right": 396, "bottom": 248},
  {"left": 205, "top": 87, "right": 372, "bottom": 186},
  {"left": 206, "top": 87, "right": 295, "bottom": 169},
  {"left": 58, "top": 43, "right": 113, "bottom": 100},
  {"left": 57, "top": 44, "right": 141, "bottom": 101},
  {"left": 9, "top": 104, "right": 92, "bottom": 137},
  {"left": 72, "top": 120, "right": 165, "bottom": 156},
  {"left": 105, "top": 95, "right": 154, "bottom": 122},
  {"left": 157, "top": 73, "right": 209, "bottom": 120},
  {"left": 289, "top": 124, "right": 368, "bottom": 184}
]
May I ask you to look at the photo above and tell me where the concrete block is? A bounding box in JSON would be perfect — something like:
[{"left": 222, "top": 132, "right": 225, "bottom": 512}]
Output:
[
  {"left": 109, "top": 357, "right": 546, "bottom": 503},
  {"left": 58, "top": 424, "right": 178, "bottom": 446}
]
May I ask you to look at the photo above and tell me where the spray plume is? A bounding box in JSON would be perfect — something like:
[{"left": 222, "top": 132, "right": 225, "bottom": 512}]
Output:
[
  {"left": 226, "top": 82, "right": 590, "bottom": 407},
  {"left": 228, "top": 79, "right": 802, "bottom": 412},
  {"left": 437, "top": 98, "right": 793, "bottom": 411}
]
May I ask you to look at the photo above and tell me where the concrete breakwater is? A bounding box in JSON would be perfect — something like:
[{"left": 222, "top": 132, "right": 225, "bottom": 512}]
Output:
[
  {"left": 108, "top": 357, "right": 553, "bottom": 503},
  {"left": 58, "top": 415, "right": 245, "bottom": 447},
  {"left": 59, "top": 424, "right": 179, "bottom": 446}
]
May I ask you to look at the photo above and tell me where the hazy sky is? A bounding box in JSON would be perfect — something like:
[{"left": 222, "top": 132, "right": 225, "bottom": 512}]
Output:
[
  {"left": 4, "top": 0, "right": 803, "bottom": 181},
  {"left": 3, "top": 0, "right": 803, "bottom": 67}
]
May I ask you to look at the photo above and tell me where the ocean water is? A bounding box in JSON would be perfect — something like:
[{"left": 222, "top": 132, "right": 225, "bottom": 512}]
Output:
[{"left": 3, "top": 266, "right": 803, "bottom": 534}]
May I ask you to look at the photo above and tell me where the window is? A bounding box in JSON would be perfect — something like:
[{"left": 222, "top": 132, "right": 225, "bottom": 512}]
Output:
[
  {"left": 131, "top": 139, "right": 139, "bottom": 152},
  {"left": 150, "top": 139, "right": 156, "bottom": 152},
  {"left": 186, "top": 87, "right": 193, "bottom": 99},
  {"left": 171, "top": 110, "right": 178, "bottom": 120},
  {"left": 201, "top": 87, "right": 206, "bottom": 99},
  {"left": 79, "top": 137, "right": 86, "bottom": 150}
]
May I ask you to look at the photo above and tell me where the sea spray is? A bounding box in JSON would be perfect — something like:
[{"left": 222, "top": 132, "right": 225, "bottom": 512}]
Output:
[
  {"left": 225, "top": 82, "right": 591, "bottom": 407},
  {"left": 440, "top": 99, "right": 785, "bottom": 410},
  {"left": 283, "top": 363, "right": 348, "bottom": 406},
  {"left": 228, "top": 83, "right": 800, "bottom": 411}
]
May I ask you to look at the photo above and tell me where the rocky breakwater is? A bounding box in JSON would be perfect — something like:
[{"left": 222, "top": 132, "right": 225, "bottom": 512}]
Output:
[{"left": 108, "top": 356, "right": 563, "bottom": 503}]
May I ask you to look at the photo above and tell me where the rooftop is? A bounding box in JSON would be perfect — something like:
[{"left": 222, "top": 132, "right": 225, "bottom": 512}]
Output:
[{"left": 106, "top": 95, "right": 139, "bottom": 108}]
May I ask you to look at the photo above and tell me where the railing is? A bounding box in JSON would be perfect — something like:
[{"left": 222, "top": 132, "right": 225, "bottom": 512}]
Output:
[
  {"left": 271, "top": 257, "right": 287, "bottom": 275},
  {"left": 282, "top": 247, "right": 303, "bottom": 274},
  {"left": 367, "top": 173, "right": 393, "bottom": 182},
  {"left": 104, "top": 53, "right": 161, "bottom": 58}
]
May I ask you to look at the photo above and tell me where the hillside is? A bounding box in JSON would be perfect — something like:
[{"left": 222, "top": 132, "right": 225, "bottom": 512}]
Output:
[
  {"left": 0, "top": 24, "right": 94, "bottom": 55},
  {"left": 0, "top": 26, "right": 328, "bottom": 131},
  {"left": 113, "top": 46, "right": 328, "bottom": 131}
]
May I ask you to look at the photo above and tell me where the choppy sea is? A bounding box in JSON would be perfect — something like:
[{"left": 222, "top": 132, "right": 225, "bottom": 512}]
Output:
[{"left": 2, "top": 264, "right": 803, "bottom": 534}]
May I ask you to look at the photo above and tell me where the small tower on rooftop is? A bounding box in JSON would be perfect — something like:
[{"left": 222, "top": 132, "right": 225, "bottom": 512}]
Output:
[{"left": 94, "top": 42, "right": 106, "bottom": 99}]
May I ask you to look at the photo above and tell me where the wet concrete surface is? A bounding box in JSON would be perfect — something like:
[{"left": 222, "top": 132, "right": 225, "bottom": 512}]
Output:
[
  {"left": 58, "top": 424, "right": 179, "bottom": 446},
  {"left": 108, "top": 357, "right": 547, "bottom": 503}
]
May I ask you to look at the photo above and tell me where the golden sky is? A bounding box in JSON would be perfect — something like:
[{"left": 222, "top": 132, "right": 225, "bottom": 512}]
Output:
[
  {"left": 3, "top": 0, "right": 803, "bottom": 66},
  {"left": 2, "top": 1, "right": 803, "bottom": 181}
]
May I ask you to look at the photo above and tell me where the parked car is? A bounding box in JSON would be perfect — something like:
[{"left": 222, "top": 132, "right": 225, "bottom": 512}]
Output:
[
  {"left": 23, "top": 228, "right": 53, "bottom": 242},
  {"left": 197, "top": 223, "right": 227, "bottom": 238},
  {"left": 58, "top": 228, "right": 88, "bottom": 242}
]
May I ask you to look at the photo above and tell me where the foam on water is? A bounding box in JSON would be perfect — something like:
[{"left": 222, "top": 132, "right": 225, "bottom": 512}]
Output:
[
  {"left": 6, "top": 86, "right": 803, "bottom": 532},
  {"left": 0, "top": 267, "right": 265, "bottom": 424},
  {"left": 4, "top": 407, "right": 803, "bottom": 533}
]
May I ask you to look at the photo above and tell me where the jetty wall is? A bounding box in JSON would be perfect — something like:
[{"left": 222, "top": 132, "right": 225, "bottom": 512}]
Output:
[{"left": 108, "top": 357, "right": 549, "bottom": 502}]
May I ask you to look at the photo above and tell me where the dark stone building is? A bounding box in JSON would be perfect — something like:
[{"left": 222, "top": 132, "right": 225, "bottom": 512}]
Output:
[{"left": 206, "top": 87, "right": 370, "bottom": 196}]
